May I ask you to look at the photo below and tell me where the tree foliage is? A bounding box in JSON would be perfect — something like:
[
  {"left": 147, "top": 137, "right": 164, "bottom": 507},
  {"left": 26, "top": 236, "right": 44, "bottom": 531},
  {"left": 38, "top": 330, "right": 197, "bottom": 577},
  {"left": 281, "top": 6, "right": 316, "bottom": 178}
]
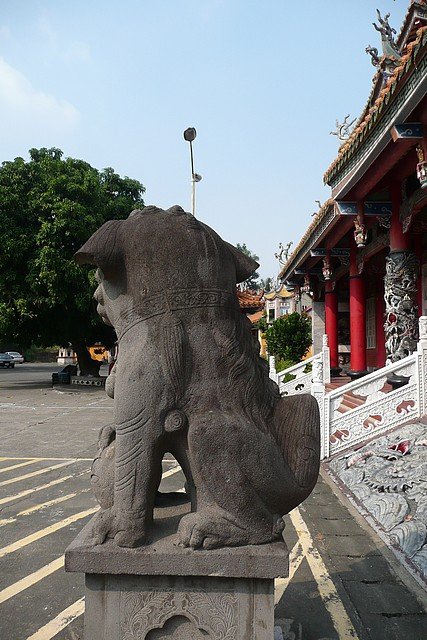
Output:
[
  {"left": 235, "top": 244, "right": 274, "bottom": 292},
  {"left": 236, "top": 243, "right": 261, "bottom": 290},
  {"left": 0, "top": 148, "right": 145, "bottom": 372},
  {"left": 265, "top": 312, "right": 312, "bottom": 363},
  {"left": 259, "top": 276, "right": 274, "bottom": 292}
]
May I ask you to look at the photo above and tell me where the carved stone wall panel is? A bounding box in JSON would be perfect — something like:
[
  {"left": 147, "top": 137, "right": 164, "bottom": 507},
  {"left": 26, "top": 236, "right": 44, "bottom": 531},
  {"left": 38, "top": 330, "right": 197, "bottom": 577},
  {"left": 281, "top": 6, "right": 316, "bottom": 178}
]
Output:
[
  {"left": 121, "top": 589, "right": 238, "bottom": 639},
  {"left": 85, "top": 574, "right": 275, "bottom": 640}
]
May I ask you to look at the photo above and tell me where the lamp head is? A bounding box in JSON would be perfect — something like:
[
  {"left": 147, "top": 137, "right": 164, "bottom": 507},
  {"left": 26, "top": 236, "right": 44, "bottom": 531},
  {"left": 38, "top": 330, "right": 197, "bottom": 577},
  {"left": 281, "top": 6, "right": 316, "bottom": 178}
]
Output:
[{"left": 183, "top": 127, "right": 197, "bottom": 142}]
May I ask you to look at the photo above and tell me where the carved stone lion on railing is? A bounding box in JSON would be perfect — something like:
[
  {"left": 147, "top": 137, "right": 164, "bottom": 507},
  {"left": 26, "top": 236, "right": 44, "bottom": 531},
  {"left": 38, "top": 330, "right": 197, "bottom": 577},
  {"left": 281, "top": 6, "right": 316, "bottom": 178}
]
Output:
[{"left": 75, "top": 206, "right": 320, "bottom": 549}]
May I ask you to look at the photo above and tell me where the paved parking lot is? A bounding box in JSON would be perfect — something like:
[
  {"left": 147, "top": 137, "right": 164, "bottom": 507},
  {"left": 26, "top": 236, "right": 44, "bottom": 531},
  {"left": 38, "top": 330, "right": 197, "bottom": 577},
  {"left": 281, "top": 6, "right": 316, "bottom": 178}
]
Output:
[{"left": 1, "top": 364, "right": 426, "bottom": 639}]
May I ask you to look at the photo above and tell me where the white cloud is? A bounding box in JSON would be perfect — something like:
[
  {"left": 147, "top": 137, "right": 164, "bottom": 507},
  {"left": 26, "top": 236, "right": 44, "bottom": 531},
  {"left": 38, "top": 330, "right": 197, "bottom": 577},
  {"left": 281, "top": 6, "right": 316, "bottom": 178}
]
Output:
[{"left": 0, "top": 57, "right": 79, "bottom": 131}]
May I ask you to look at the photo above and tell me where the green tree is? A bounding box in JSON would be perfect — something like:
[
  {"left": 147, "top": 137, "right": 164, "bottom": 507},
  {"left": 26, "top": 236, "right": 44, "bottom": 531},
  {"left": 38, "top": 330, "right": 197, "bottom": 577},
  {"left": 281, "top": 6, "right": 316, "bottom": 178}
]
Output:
[
  {"left": 0, "top": 147, "right": 145, "bottom": 374},
  {"left": 265, "top": 312, "right": 312, "bottom": 363},
  {"left": 236, "top": 243, "right": 260, "bottom": 290},
  {"left": 259, "top": 276, "right": 274, "bottom": 292}
]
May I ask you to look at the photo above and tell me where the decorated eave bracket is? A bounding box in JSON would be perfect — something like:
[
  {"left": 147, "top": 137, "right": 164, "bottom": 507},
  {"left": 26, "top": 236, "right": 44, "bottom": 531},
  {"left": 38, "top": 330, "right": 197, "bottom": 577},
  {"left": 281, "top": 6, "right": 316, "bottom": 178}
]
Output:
[
  {"left": 335, "top": 201, "right": 392, "bottom": 216},
  {"left": 310, "top": 248, "right": 350, "bottom": 257},
  {"left": 391, "top": 123, "right": 426, "bottom": 190},
  {"left": 390, "top": 123, "right": 423, "bottom": 141},
  {"left": 336, "top": 201, "right": 392, "bottom": 249},
  {"left": 308, "top": 249, "right": 351, "bottom": 282}
]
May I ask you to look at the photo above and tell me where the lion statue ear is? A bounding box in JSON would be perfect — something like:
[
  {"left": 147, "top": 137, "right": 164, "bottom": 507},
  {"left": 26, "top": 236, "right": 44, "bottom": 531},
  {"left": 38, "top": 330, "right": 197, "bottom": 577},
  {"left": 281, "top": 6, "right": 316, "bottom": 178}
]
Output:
[
  {"left": 225, "top": 242, "right": 260, "bottom": 284},
  {"left": 74, "top": 220, "right": 123, "bottom": 277}
]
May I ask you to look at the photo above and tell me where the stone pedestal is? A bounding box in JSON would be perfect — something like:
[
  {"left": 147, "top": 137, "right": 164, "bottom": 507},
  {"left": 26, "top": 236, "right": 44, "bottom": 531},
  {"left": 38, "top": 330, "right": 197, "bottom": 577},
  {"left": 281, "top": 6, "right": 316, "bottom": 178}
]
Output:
[{"left": 65, "top": 504, "right": 289, "bottom": 640}]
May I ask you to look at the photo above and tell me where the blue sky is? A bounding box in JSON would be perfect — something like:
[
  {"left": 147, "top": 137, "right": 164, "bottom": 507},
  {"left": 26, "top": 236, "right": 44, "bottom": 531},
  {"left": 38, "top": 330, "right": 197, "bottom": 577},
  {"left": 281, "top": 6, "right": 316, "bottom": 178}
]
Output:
[{"left": 0, "top": 1, "right": 407, "bottom": 278}]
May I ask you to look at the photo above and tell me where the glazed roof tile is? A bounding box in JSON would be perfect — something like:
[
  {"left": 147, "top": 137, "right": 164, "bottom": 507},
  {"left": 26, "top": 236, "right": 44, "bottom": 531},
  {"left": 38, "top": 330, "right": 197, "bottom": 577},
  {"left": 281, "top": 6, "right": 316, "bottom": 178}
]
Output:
[{"left": 237, "top": 289, "right": 264, "bottom": 310}]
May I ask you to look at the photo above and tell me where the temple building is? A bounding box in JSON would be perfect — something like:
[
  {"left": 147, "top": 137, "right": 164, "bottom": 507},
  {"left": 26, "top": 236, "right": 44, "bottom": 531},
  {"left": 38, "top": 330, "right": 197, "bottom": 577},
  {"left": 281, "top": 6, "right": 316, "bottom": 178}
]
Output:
[
  {"left": 279, "top": 2, "right": 427, "bottom": 379},
  {"left": 264, "top": 285, "right": 296, "bottom": 323}
]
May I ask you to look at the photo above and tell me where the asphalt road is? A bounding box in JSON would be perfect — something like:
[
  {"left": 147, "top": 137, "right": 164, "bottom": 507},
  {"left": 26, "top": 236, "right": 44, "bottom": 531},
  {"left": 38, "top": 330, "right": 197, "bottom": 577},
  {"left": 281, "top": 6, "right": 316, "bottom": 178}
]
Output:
[
  {"left": 0, "top": 364, "right": 426, "bottom": 639},
  {"left": 0, "top": 362, "right": 109, "bottom": 389}
]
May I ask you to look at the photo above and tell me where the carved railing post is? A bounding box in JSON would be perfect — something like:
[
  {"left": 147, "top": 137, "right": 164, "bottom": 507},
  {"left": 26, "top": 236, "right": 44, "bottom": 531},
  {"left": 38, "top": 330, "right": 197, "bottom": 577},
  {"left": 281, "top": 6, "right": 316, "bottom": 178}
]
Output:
[
  {"left": 311, "top": 355, "right": 327, "bottom": 459},
  {"left": 417, "top": 316, "right": 427, "bottom": 415},
  {"left": 269, "top": 355, "right": 277, "bottom": 383},
  {"left": 322, "top": 334, "right": 331, "bottom": 384}
]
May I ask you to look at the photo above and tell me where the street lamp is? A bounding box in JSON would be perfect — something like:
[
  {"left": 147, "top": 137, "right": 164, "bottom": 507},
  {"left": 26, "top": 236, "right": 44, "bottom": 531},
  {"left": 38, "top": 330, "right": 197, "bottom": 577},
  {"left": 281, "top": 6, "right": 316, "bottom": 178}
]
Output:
[{"left": 183, "top": 127, "right": 202, "bottom": 216}]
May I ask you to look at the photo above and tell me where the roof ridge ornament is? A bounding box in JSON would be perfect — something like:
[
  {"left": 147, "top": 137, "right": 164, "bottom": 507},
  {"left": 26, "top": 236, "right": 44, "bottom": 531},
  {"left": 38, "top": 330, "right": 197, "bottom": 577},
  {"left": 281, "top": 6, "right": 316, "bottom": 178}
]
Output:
[
  {"left": 365, "top": 45, "right": 381, "bottom": 68},
  {"left": 366, "top": 10, "right": 402, "bottom": 84},
  {"left": 372, "top": 9, "right": 400, "bottom": 58},
  {"left": 330, "top": 115, "right": 356, "bottom": 143},
  {"left": 373, "top": 9, "right": 401, "bottom": 58},
  {"left": 275, "top": 242, "right": 293, "bottom": 265}
]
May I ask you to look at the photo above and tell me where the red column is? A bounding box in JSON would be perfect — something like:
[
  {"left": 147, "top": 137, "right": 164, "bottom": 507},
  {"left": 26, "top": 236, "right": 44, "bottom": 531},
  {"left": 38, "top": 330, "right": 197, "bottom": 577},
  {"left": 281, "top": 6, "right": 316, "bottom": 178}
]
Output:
[
  {"left": 349, "top": 243, "right": 367, "bottom": 375},
  {"left": 415, "top": 234, "right": 423, "bottom": 316},
  {"left": 376, "top": 284, "right": 386, "bottom": 368},
  {"left": 390, "top": 184, "right": 409, "bottom": 251},
  {"left": 325, "top": 281, "right": 339, "bottom": 372}
]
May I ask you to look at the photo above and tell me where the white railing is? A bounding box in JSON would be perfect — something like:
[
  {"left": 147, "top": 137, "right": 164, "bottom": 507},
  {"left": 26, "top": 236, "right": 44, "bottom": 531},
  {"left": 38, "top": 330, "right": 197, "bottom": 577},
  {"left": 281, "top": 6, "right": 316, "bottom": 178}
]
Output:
[
  {"left": 269, "top": 335, "right": 330, "bottom": 396},
  {"left": 314, "top": 316, "right": 427, "bottom": 460}
]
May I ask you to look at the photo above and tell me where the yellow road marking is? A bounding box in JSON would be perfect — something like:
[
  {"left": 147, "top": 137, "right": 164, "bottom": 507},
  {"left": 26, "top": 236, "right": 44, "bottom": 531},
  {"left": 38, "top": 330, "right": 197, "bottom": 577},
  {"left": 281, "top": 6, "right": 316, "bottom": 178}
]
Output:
[
  {"left": 26, "top": 597, "right": 85, "bottom": 640},
  {"left": 0, "top": 466, "right": 178, "bottom": 608},
  {"left": 0, "top": 459, "right": 38, "bottom": 474},
  {"left": 0, "top": 489, "right": 92, "bottom": 528},
  {"left": 0, "top": 457, "right": 92, "bottom": 461},
  {"left": 0, "top": 466, "right": 177, "bottom": 559},
  {"left": 0, "top": 556, "right": 64, "bottom": 604},
  {"left": 0, "top": 475, "right": 76, "bottom": 506},
  {"left": 0, "top": 460, "right": 77, "bottom": 487},
  {"left": 19, "top": 488, "right": 92, "bottom": 516},
  {"left": 161, "top": 466, "right": 181, "bottom": 479},
  {"left": 0, "top": 507, "right": 98, "bottom": 559},
  {"left": 289, "top": 508, "right": 359, "bottom": 639},
  {"left": 274, "top": 540, "right": 305, "bottom": 604}
]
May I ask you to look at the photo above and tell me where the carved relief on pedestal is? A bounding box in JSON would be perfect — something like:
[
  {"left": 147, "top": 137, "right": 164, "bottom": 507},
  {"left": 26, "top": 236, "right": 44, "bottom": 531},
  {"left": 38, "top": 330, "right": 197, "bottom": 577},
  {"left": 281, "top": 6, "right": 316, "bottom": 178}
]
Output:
[
  {"left": 122, "top": 589, "right": 238, "bottom": 640},
  {"left": 384, "top": 251, "right": 419, "bottom": 363}
]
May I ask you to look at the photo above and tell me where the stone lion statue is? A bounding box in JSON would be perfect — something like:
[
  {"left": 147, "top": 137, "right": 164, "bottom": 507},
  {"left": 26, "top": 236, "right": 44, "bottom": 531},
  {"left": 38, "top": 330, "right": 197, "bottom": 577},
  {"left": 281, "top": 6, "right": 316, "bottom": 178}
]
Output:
[{"left": 75, "top": 205, "right": 320, "bottom": 549}]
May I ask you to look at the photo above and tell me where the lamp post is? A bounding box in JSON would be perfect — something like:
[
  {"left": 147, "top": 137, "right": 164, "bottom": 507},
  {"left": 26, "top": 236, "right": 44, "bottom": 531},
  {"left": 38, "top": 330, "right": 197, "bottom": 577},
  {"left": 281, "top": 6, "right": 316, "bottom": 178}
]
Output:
[{"left": 183, "top": 127, "right": 202, "bottom": 216}]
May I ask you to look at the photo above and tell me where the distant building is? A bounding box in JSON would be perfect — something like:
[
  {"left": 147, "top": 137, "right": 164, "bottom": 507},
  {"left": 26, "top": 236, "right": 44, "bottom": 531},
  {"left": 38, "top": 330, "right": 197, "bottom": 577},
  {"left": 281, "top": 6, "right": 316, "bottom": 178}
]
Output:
[{"left": 263, "top": 285, "right": 296, "bottom": 323}]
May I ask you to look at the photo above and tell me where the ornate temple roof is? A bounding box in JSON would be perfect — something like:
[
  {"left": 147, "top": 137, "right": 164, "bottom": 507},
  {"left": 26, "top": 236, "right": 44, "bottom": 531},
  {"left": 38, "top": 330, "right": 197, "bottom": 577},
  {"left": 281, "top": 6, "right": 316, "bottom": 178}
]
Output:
[
  {"left": 324, "top": 23, "right": 427, "bottom": 187},
  {"left": 279, "top": 3, "right": 427, "bottom": 283},
  {"left": 264, "top": 284, "right": 294, "bottom": 300}
]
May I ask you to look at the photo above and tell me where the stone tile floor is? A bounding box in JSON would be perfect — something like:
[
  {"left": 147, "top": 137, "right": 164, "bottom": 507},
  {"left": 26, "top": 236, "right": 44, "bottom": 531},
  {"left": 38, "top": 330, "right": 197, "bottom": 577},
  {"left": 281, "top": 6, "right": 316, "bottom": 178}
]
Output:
[
  {"left": 327, "top": 419, "right": 427, "bottom": 586},
  {"left": 2, "top": 365, "right": 426, "bottom": 639}
]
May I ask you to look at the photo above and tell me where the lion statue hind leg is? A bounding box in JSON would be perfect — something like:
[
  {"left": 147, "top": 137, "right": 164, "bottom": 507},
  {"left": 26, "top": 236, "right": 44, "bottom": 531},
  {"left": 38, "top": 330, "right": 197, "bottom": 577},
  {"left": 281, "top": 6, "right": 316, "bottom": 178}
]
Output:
[
  {"left": 272, "top": 393, "right": 321, "bottom": 497},
  {"left": 178, "top": 411, "right": 291, "bottom": 550}
]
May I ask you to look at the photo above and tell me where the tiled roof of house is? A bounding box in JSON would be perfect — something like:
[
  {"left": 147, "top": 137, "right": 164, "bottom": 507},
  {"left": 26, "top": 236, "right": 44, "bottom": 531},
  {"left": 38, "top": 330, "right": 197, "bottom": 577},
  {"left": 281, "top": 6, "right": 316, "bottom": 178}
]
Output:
[
  {"left": 247, "top": 309, "right": 264, "bottom": 324},
  {"left": 324, "top": 25, "right": 427, "bottom": 186},
  {"left": 237, "top": 289, "right": 264, "bottom": 310}
]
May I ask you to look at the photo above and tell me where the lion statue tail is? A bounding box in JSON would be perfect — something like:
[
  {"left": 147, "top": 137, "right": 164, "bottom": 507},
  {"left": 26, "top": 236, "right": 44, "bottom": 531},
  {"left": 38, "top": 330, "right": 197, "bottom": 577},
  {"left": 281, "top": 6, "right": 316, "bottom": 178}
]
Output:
[{"left": 273, "top": 393, "right": 321, "bottom": 494}]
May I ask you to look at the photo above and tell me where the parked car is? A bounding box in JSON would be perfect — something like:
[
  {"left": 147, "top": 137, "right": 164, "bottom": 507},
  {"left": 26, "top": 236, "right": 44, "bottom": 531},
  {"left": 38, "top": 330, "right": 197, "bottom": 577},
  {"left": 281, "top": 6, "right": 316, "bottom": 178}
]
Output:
[
  {"left": 6, "top": 351, "right": 24, "bottom": 364},
  {"left": 0, "top": 353, "right": 14, "bottom": 368}
]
